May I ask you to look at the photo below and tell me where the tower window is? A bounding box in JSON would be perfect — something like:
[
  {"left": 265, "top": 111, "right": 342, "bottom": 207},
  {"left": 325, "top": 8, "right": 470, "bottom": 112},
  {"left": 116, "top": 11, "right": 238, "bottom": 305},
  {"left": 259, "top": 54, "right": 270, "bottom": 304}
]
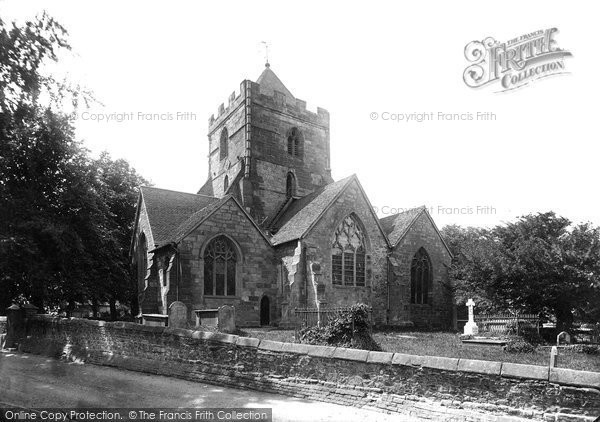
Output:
[
  {"left": 411, "top": 247, "right": 432, "bottom": 304},
  {"left": 287, "top": 127, "right": 302, "bottom": 158},
  {"left": 223, "top": 175, "right": 229, "bottom": 193},
  {"left": 203, "top": 236, "right": 237, "bottom": 297},
  {"left": 332, "top": 215, "right": 366, "bottom": 287},
  {"left": 286, "top": 172, "right": 296, "bottom": 198},
  {"left": 219, "top": 128, "right": 228, "bottom": 161}
]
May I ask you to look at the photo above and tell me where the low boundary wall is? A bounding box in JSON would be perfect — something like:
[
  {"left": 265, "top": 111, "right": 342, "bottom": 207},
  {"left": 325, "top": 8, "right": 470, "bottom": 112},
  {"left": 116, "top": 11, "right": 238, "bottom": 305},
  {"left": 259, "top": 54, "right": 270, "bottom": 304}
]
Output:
[{"left": 16, "top": 316, "right": 600, "bottom": 422}]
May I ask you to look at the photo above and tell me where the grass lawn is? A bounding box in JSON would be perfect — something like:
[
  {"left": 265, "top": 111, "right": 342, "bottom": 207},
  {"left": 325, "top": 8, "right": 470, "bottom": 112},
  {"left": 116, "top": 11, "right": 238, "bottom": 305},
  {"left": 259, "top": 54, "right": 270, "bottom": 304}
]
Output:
[
  {"left": 239, "top": 328, "right": 600, "bottom": 372},
  {"left": 374, "top": 331, "right": 600, "bottom": 372}
]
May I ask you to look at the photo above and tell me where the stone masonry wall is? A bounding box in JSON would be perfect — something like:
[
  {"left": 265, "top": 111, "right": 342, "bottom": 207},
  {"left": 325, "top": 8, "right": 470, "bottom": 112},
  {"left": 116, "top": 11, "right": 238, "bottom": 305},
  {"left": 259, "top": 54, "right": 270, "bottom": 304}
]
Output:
[
  {"left": 134, "top": 199, "right": 158, "bottom": 314},
  {"left": 301, "top": 179, "right": 389, "bottom": 324},
  {"left": 390, "top": 212, "right": 454, "bottom": 329},
  {"left": 177, "top": 199, "right": 278, "bottom": 326},
  {"left": 206, "top": 91, "right": 246, "bottom": 199},
  {"left": 19, "top": 316, "right": 600, "bottom": 422},
  {"left": 248, "top": 82, "right": 332, "bottom": 223}
]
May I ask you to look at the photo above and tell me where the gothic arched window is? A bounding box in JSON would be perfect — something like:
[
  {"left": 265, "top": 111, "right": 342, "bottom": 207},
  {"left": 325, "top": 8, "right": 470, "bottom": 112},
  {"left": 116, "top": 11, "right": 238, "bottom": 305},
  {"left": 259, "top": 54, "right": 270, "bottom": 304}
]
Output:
[
  {"left": 219, "top": 128, "right": 228, "bottom": 161},
  {"left": 332, "top": 215, "right": 366, "bottom": 286},
  {"left": 286, "top": 172, "right": 296, "bottom": 198},
  {"left": 411, "top": 248, "right": 432, "bottom": 304},
  {"left": 204, "top": 236, "right": 237, "bottom": 296},
  {"left": 287, "top": 127, "right": 302, "bottom": 158}
]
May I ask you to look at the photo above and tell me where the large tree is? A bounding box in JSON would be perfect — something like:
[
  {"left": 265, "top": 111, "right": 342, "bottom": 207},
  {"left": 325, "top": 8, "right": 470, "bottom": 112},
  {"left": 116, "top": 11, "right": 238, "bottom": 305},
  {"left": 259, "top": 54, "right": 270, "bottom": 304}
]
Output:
[
  {"left": 0, "top": 13, "right": 147, "bottom": 317},
  {"left": 442, "top": 213, "right": 600, "bottom": 331}
]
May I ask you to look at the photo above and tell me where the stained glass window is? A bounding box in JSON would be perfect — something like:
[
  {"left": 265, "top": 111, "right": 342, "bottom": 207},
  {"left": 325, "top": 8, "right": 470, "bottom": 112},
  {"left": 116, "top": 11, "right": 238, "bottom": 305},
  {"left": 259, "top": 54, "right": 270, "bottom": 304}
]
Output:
[
  {"left": 331, "top": 215, "right": 367, "bottom": 287},
  {"left": 204, "top": 236, "right": 237, "bottom": 296}
]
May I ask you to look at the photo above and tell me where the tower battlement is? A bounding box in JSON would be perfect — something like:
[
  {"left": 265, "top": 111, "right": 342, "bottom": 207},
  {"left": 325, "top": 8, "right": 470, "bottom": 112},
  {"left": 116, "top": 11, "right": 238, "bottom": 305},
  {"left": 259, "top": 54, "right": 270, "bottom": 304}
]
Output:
[{"left": 208, "top": 79, "right": 329, "bottom": 133}]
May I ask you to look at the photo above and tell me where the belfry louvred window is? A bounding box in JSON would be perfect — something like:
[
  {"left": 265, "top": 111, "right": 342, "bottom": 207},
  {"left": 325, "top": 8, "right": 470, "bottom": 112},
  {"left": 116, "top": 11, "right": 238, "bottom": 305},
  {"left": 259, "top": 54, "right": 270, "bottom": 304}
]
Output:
[
  {"left": 204, "top": 236, "right": 237, "bottom": 296},
  {"left": 287, "top": 127, "right": 301, "bottom": 157},
  {"left": 331, "top": 215, "right": 366, "bottom": 286}
]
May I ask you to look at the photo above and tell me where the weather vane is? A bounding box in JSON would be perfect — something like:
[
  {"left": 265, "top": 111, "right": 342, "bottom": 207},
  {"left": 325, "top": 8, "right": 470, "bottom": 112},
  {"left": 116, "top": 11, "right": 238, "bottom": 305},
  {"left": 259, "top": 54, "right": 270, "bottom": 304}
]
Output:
[{"left": 261, "top": 41, "right": 270, "bottom": 67}]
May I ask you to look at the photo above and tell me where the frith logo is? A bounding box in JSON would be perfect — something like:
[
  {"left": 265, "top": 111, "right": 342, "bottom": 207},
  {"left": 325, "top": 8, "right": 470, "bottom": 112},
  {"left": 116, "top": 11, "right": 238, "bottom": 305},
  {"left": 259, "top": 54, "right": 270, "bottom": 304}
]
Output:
[{"left": 463, "top": 28, "right": 572, "bottom": 92}]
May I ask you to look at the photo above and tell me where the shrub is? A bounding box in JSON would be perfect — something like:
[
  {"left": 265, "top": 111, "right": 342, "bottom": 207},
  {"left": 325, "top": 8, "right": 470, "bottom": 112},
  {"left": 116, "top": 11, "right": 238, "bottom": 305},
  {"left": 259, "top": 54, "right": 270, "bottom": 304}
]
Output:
[
  {"left": 298, "top": 325, "right": 330, "bottom": 345},
  {"left": 298, "top": 304, "right": 380, "bottom": 351}
]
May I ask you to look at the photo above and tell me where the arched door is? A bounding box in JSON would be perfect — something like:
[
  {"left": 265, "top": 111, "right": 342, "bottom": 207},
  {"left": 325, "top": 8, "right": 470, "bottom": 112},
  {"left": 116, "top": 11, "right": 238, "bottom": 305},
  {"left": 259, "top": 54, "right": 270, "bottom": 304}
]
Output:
[{"left": 260, "top": 296, "right": 270, "bottom": 326}]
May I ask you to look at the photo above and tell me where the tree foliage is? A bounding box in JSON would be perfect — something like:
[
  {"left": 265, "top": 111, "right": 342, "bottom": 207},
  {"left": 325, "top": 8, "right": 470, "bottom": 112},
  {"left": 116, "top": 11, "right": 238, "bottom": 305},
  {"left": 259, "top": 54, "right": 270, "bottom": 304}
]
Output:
[
  {"left": 442, "top": 213, "right": 600, "bottom": 331},
  {"left": 0, "top": 14, "right": 147, "bottom": 317}
]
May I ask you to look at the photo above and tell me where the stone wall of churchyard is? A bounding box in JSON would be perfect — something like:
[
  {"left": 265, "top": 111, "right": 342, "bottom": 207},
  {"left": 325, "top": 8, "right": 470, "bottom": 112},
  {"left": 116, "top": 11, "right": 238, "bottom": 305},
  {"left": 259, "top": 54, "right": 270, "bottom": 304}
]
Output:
[
  {"left": 17, "top": 315, "right": 600, "bottom": 422},
  {"left": 0, "top": 316, "right": 6, "bottom": 333}
]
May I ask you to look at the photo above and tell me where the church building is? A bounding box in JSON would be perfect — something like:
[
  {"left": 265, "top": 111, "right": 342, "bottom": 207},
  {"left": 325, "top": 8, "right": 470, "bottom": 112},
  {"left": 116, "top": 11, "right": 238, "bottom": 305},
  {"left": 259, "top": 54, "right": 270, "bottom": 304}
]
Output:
[{"left": 131, "top": 64, "right": 454, "bottom": 328}]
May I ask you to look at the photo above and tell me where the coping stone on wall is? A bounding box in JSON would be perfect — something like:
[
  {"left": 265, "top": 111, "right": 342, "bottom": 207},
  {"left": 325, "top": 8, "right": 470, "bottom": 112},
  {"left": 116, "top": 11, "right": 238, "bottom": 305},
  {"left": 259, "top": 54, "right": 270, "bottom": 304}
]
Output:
[
  {"left": 163, "top": 327, "right": 193, "bottom": 338},
  {"left": 549, "top": 367, "right": 600, "bottom": 389},
  {"left": 79, "top": 319, "right": 106, "bottom": 327},
  {"left": 458, "top": 359, "right": 502, "bottom": 376},
  {"left": 236, "top": 337, "right": 260, "bottom": 348},
  {"left": 193, "top": 330, "right": 238, "bottom": 344},
  {"left": 392, "top": 353, "right": 459, "bottom": 371},
  {"left": 332, "top": 347, "right": 369, "bottom": 362},
  {"left": 501, "top": 363, "right": 549, "bottom": 381},
  {"left": 281, "top": 342, "right": 312, "bottom": 355},
  {"left": 258, "top": 340, "right": 285, "bottom": 352},
  {"left": 306, "top": 344, "right": 337, "bottom": 359},
  {"left": 367, "top": 351, "right": 394, "bottom": 365}
]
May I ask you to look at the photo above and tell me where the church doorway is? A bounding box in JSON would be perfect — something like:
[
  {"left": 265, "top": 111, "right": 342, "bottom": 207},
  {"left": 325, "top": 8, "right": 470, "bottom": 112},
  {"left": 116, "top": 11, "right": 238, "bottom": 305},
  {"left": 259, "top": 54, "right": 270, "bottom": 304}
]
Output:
[{"left": 260, "top": 296, "right": 270, "bottom": 326}]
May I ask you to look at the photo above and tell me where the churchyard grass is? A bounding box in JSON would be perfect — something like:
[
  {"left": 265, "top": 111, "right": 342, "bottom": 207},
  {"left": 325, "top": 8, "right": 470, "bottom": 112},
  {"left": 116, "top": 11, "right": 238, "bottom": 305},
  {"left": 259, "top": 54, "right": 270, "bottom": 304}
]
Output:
[{"left": 240, "top": 328, "right": 600, "bottom": 372}]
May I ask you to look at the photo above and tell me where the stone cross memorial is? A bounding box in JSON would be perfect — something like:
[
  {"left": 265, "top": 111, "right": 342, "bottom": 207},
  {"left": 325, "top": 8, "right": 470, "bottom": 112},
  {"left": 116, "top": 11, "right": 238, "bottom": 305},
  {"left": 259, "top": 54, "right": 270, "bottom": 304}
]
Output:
[{"left": 463, "top": 298, "right": 479, "bottom": 336}]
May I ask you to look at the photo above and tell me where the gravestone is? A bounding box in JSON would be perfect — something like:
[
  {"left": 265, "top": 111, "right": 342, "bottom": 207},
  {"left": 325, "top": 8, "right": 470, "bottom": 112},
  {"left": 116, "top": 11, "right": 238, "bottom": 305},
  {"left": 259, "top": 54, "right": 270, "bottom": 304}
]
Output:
[
  {"left": 218, "top": 305, "right": 236, "bottom": 333},
  {"left": 168, "top": 301, "right": 188, "bottom": 328},
  {"left": 463, "top": 298, "right": 479, "bottom": 336},
  {"left": 557, "top": 331, "right": 571, "bottom": 346}
]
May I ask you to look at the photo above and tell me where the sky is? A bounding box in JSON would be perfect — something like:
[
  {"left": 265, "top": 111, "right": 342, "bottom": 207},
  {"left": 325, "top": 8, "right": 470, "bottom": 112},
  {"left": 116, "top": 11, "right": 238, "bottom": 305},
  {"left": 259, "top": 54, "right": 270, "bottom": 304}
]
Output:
[{"left": 1, "top": 0, "right": 598, "bottom": 228}]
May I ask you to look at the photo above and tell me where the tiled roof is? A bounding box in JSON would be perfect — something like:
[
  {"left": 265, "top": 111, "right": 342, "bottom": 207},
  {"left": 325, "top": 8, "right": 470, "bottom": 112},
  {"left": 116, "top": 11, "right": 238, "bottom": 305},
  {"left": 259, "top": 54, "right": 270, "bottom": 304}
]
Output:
[
  {"left": 270, "top": 176, "right": 355, "bottom": 245},
  {"left": 379, "top": 206, "right": 426, "bottom": 246},
  {"left": 165, "top": 196, "right": 232, "bottom": 245},
  {"left": 140, "top": 186, "right": 219, "bottom": 248}
]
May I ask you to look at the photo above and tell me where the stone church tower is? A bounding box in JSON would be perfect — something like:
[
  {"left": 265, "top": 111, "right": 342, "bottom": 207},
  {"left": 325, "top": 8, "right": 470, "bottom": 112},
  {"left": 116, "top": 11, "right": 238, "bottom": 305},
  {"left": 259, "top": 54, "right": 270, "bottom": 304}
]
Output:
[{"left": 198, "top": 63, "right": 333, "bottom": 226}]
